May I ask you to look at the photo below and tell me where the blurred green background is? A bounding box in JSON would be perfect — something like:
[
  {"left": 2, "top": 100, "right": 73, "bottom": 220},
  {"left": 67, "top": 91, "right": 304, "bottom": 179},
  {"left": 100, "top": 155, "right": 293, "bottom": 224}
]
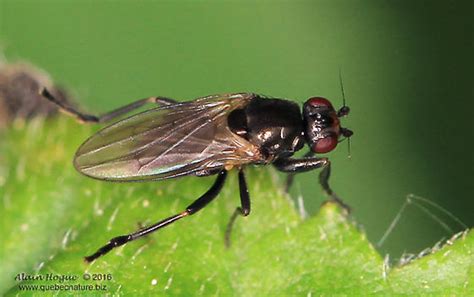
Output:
[{"left": 1, "top": 0, "right": 472, "bottom": 259}]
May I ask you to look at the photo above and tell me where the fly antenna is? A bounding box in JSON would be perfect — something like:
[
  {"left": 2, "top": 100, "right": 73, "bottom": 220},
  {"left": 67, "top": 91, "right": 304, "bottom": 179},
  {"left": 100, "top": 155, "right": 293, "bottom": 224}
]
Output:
[
  {"left": 338, "top": 68, "right": 352, "bottom": 159},
  {"left": 347, "top": 136, "right": 352, "bottom": 159},
  {"left": 339, "top": 67, "right": 347, "bottom": 108},
  {"left": 340, "top": 127, "right": 353, "bottom": 158},
  {"left": 337, "top": 68, "right": 350, "bottom": 118}
]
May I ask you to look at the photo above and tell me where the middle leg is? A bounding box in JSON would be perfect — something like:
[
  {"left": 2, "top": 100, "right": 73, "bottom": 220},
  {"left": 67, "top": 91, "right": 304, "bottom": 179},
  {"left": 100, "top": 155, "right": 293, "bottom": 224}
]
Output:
[{"left": 225, "top": 169, "right": 251, "bottom": 247}]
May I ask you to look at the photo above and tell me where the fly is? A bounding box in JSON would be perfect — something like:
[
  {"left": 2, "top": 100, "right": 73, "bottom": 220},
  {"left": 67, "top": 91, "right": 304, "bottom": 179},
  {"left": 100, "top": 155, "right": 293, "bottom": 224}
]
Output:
[{"left": 40, "top": 83, "right": 353, "bottom": 262}]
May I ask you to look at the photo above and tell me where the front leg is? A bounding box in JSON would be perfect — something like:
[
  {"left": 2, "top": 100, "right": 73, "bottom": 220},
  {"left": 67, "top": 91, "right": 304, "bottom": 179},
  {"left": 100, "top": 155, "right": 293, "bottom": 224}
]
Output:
[
  {"left": 273, "top": 155, "right": 329, "bottom": 173},
  {"left": 284, "top": 151, "right": 314, "bottom": 191},
  {"left": 274, "top": 156, "right": 350, "bottom": 212}
]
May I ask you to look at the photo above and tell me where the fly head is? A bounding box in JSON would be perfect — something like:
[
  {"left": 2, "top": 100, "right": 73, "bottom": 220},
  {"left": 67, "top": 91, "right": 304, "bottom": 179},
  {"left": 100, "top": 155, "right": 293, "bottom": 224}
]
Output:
[{"left": 303, "top": 97, "right": 353, "bottom": 154}]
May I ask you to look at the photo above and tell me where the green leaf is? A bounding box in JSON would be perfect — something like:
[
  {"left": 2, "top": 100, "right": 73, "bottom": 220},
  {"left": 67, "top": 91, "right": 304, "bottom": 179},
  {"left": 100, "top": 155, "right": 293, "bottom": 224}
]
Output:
[{"left": 1, "top": 118, "right": 472, "bottom": 296}]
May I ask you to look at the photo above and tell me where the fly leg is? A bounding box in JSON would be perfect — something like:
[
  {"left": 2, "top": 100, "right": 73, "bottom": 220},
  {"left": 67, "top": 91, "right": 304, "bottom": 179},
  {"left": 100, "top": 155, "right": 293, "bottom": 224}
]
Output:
[
  {"left": 225, "top": 169, "right": 250, "bottom": 247},
  {"left": 284, "top": 151, "right": 314, "bottom": 192},
  {"left": 84, "top": 170, "right": 227, "bottom": 263},
  {"left": 274, "top": 156, "right": 350, "bottom": 212},
  {"left": 318, "top": 162, "right": 351, "bottom": 212},
  {"left": 40, "top": 87, "right": 177, "bottom": 123}
]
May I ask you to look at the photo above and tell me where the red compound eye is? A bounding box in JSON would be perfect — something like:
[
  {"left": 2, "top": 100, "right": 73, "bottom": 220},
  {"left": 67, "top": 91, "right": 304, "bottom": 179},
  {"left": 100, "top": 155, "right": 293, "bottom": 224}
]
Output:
[
  {"left": 312, "top": 136, "right": 338, "bottom": 153},
  {"left": 307, "top": 97, "right": 334, "bottom": 109}
]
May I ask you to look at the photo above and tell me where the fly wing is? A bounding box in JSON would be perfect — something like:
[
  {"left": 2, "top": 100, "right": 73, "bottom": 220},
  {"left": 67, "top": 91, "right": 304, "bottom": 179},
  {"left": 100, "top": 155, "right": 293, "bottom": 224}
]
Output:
[{"left": 74, "top": 93, "right": 262, "bottom": 181}]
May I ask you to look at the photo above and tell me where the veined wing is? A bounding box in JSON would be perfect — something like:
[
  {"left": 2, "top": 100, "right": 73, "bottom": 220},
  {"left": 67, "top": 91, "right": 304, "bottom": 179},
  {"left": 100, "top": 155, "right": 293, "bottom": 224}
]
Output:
[{"left": 74, "top": 93, "right": 262, "bottom": 181}]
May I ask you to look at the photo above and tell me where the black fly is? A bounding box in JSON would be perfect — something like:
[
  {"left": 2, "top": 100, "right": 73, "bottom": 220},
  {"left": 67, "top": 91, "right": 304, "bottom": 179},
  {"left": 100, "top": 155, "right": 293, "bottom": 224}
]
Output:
[{"left": 41, "top": 87, "right": 353, "bottom": 262}]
